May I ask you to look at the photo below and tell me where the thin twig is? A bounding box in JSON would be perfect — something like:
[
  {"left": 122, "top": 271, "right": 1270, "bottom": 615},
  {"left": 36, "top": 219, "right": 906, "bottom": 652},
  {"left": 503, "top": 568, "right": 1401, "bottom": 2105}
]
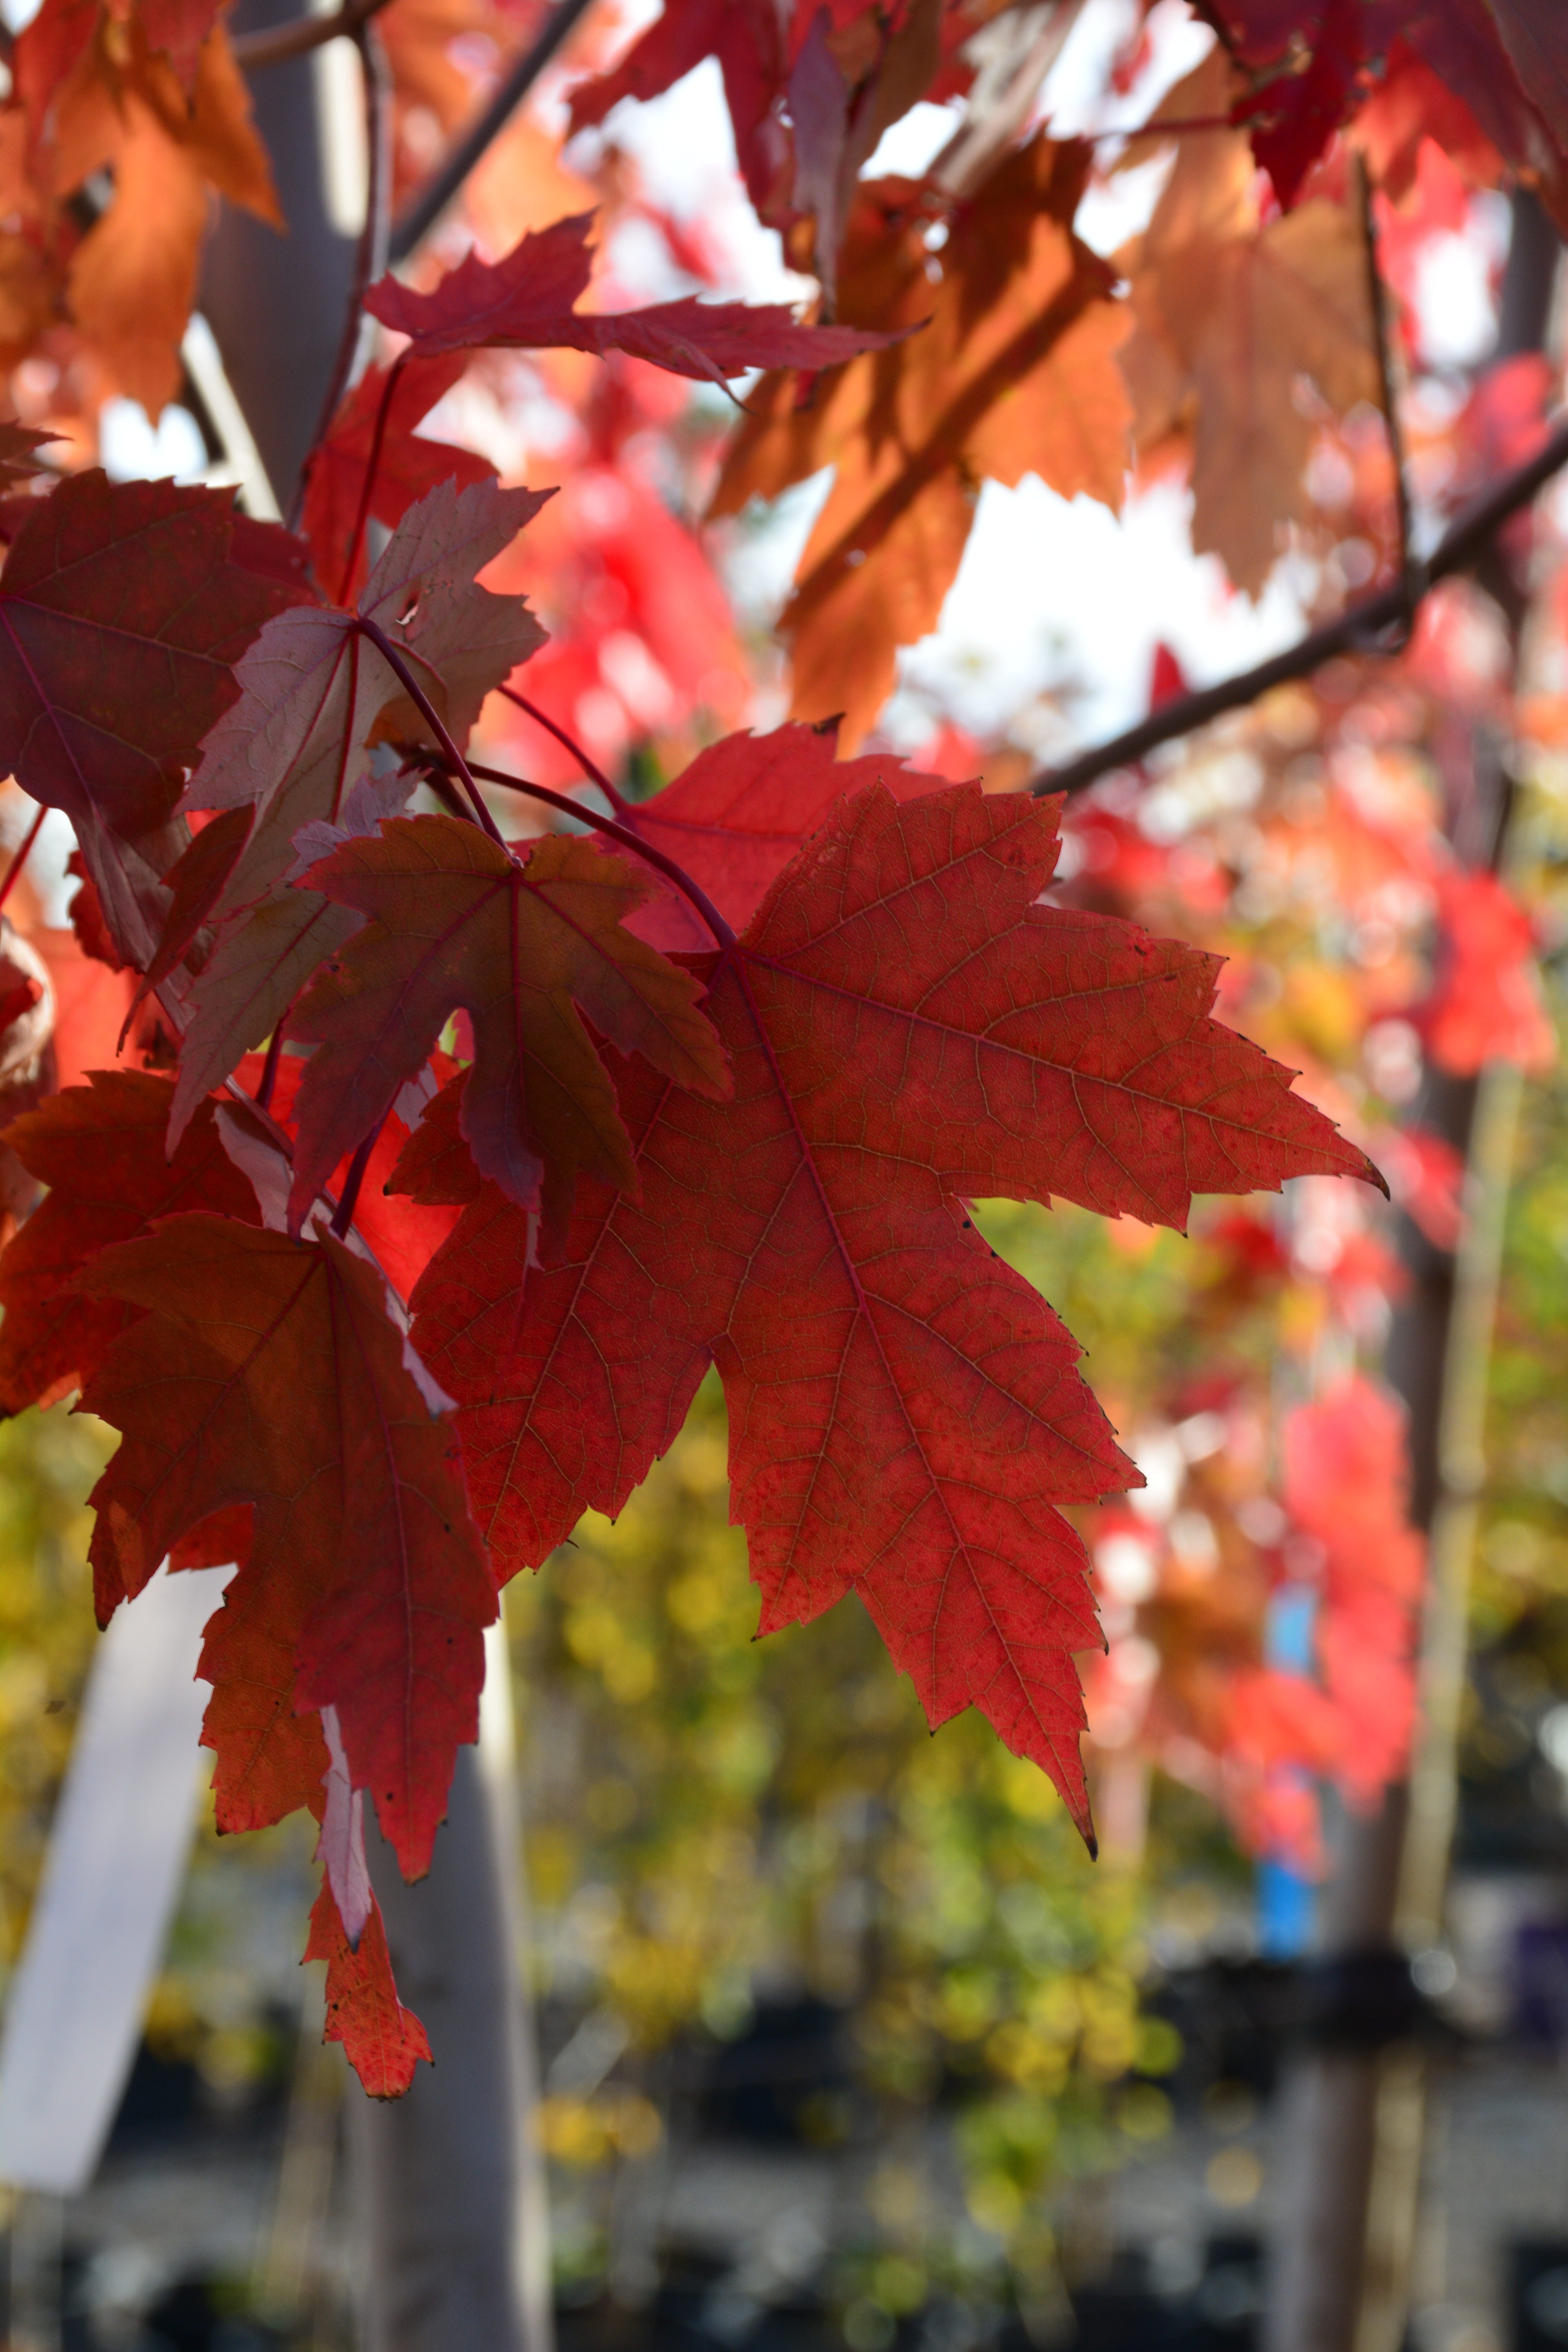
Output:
[
  {"left": 256, "top": 1015, "right": 289, "bottom": 1113},
  {"left": 336, "top": 350, "right": 406, "bottom": 604},
  {"left": 388, "top": 0, "right": 597, "bottom": 263},
  {"left": 415, "top": 748, "right": 738, "bottom": 947},
  {"left": 1355, "top": 152, "right": 1417, "bottom": 615},
  {"left": 294, "top": 19, "right": 393, "bottom": 535},
  {"left": 330, "top": 1116, "right": 386, "bottom": 1236},
  {"left": 356, "top": 617, "right": 508, "bottom": 846},
  {"left": 497, "top": 683, "right": 629, "bottom": 810},
  {"left": 418, "top": 761, "right": 475, "bottom": 822},
  {"left": 1030, "top": 408, "right": 1568, "bottom": 799},
  {"left": 232, "top": 0, "right": 394, "bottom": 71},
  {"left": 0, "top": 808, "right": 46, "bottom": 917}
]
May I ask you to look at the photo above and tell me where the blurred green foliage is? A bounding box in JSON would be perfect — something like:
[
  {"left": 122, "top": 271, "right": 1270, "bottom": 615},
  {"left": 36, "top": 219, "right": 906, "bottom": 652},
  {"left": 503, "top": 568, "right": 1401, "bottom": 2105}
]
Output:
[
  {"left": 507, "top": 1354, "right": 1179, "bottom": 2308},
  {"left": 0, "top": 1406, "right": 109, "bottom": 1972}
]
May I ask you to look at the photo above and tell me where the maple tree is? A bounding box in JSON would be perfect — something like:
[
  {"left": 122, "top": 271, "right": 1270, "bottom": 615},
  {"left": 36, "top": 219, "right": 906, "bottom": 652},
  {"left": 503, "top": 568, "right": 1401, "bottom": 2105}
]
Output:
[{"left": 0, "top": 24, "right": 1558, "bottom": 2345}]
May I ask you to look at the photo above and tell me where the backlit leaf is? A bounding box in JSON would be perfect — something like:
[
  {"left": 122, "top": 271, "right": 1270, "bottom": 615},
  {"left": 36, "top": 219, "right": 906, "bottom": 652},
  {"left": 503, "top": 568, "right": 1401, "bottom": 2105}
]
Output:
[
  {"left": 290, "top": 812, "right": 730, "bottom": 1236},
  {"left": 78, "top": 1214, "right": 495, "bottom": 1879},
  {"left": 412, "top": 784, "right": 1379, "bottom": 1838}
]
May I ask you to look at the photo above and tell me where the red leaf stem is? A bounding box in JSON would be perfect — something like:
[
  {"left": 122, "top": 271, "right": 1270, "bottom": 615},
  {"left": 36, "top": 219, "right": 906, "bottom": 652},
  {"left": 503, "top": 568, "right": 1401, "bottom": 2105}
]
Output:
[
  {"left": 354, "top": 615, "right": 507, "bottom": 847},
  {"left": 497, "top": 682, "right": 628, "bottom": 812},
  {"left": 255, "top": 1013, "right": 289, "bottom": 1112},
  {"left": 434, "top": 751, "right": 737, "bottom": 948},
  {"left": 337, "top": 351, "right": 407, "bottom": 606}
]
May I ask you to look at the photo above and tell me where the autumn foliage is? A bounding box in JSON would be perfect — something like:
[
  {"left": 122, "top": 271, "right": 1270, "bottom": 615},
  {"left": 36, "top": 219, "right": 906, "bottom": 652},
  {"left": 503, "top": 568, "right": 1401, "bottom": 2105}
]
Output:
[{"left": 0, "top": 0, "right": 1560, "bottom": 2098}]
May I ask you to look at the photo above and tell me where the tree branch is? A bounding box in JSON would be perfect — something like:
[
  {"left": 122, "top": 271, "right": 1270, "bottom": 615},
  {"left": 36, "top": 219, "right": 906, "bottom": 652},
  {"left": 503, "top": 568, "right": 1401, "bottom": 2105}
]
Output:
[
  {"left": 388, "top": 0, "right": 597, "bottom": 263},
  {"left": 1355, "top": 151, "right": 1417, "bottom": 613},
  {"left": 1030, "top": 409, "right": 1568, "bottom": 799},
  {"left": 232, "top": 0, "right": 394, "bottom": 72},
  {"left": 294, "top": 18, "right": 392, "bottom": 532}
]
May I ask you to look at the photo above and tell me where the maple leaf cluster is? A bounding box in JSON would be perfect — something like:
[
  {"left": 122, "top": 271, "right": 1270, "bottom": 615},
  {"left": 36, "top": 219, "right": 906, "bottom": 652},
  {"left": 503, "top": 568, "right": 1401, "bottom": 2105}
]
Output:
[
  {"left": 0, "top": 183, "right": 1383, "bottom": 2084},
  {"left": 3, "top": 0, "right": 1561, "bottom": 2100},
  {"left": 566, "top": 0, "right": 1568, "bottom": 751},
  {"left": 0, "top": 0, "right": 278, "bottom": 416}
]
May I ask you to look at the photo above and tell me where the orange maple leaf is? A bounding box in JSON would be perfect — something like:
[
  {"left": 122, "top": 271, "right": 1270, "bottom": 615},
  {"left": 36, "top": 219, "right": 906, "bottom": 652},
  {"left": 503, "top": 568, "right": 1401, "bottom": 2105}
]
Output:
[
  {"left": 711, "top": 136, "right": 1131, "bottom": 746},
  {"left": 12, "top": 0, "right": 279, "bottom": 414},
  {"left": 1117, "top": 51, "right": 1379, "bottom": 594}
]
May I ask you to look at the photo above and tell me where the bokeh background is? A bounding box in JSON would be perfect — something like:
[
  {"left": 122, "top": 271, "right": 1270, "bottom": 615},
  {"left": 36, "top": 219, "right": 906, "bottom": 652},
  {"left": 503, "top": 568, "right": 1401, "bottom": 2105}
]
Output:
[{"left": 3, "top": 0, "right": 1568, "bottom": 2346}]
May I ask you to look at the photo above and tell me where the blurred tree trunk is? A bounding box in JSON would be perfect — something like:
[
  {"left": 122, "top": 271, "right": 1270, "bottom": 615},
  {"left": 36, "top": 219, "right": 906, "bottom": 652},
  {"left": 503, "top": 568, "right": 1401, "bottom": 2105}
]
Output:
[
  {"left": 199, "top": 43, "right": 551, "bottom": 2351},
  {"left": 200, "top": 0, "right": 357, "bottom": 503},
  {"left": 1264, "top": 189, "right": 1560, "bottom": 2352},
  {"left": 357, "top": 1721, "right": 550, "bottom": 2352}
]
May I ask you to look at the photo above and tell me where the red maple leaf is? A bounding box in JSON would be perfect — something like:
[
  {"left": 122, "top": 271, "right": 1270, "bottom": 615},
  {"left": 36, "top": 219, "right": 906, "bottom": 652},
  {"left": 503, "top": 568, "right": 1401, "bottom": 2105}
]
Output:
[
  {"left": 65, "top": 850, "right": 127, "bottom": 973},
  {"left": 301, "top": 354, "right": 496, "bottom": 605},
  {"left": 168, "top": 477, "right": 549, "bottom": 1147},
  {"left": 306, "top": 1879, "right": 430, "bottom": 2099},
  {"left": 77, "top": 1214, "right": 495, "bottom": 1879},
  {"left": 1421, "top": 866, "right": 1554, "bottom": 1075},
  {"left": 0, "top": 474, "right": 312, "bottom": 966},
  {"left": 1204, "top": 0, "right": 1568, "bottom": 222},
  {"left": 569, "top": 0, "right": 790, "bottom": 215},
  {"left": 0, "top": 421, "right": 58, "bottom": 491},
  {"left": 1282, "top": 1375, "right": 1421, "bottom": 1804},
  {"left": 617, "top": 722, "right": 952, "bottom": 950},
  {"left": 289, "top": 813, "right": 730, "bottom": 1239},
  {"left": 1236, "top": 0, "right": 1363, "bottom": 207},
  {"left": 412, "top": 783, "right": 1379, "bottom": 1840},
  {"left": 0, "top": 1070, "right": 260, "bottom": 1418},
  {"left": 363, "top": 212, "right": 906, "bottom": 379},
  {"left": 240, "top": 1050, "right": 463, "bottom": 1304}
]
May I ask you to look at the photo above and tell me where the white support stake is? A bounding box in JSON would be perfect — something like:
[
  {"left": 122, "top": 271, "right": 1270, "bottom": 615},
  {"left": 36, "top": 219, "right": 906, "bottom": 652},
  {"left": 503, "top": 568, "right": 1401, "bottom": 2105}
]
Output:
[{"left": 0, "top": 1564, "right": 230, "bottom": 2195}]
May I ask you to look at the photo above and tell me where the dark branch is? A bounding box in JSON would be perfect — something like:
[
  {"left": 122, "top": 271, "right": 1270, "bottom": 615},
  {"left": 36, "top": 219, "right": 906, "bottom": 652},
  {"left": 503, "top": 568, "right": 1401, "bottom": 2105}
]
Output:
[
  {"left": 233, "top": 0, "right": 393, "bottom": 71},
  {"left": 1355, "top": 152, "right": 1416, "bottom": 612},
  {"left": 294, "top": 18, "right": 392, "bottom": 532},
  {"left": 1031, "top": 409, "right": 1568, "bottom": 800},
  {"left": 388, "top": 0, "right": 597, "bottom": 263}
]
